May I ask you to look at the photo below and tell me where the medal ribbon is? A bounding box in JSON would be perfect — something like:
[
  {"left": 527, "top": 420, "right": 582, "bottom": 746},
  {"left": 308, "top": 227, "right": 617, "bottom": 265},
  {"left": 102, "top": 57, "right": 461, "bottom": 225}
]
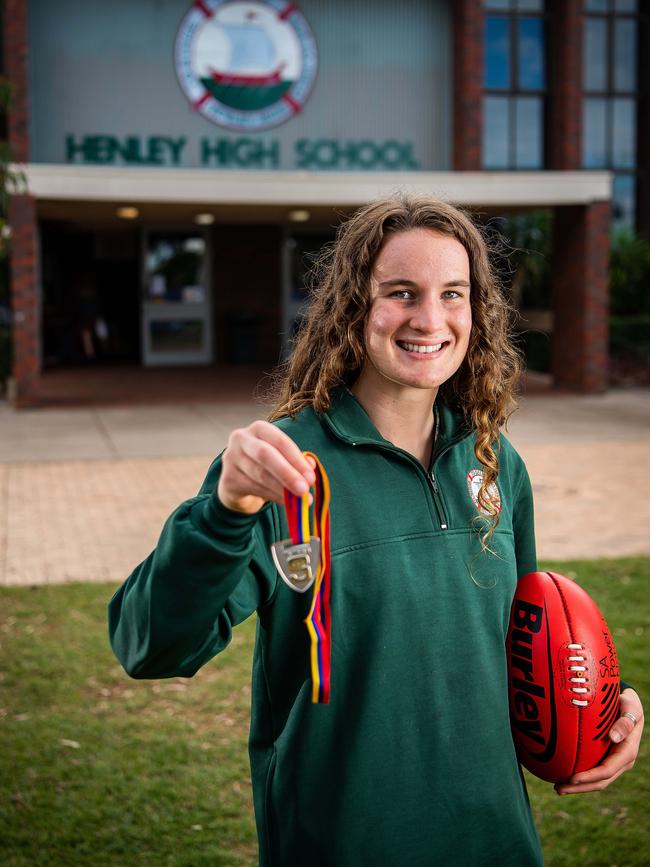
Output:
[{"left": 283, "top": 452, "right": 332, "bottom": 704}]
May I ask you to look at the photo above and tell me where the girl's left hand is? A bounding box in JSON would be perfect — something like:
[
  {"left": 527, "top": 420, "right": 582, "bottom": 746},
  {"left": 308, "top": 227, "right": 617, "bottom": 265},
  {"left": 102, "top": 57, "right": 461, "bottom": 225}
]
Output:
[{"left": 554, "top": 688, "right": 644, "bottom": 795}]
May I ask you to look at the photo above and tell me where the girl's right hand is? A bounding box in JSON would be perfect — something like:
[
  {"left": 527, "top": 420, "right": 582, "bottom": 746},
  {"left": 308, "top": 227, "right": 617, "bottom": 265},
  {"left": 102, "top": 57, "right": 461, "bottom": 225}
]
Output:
[{"left": 217, "top": 420, "right": 316, "bottom": 515}]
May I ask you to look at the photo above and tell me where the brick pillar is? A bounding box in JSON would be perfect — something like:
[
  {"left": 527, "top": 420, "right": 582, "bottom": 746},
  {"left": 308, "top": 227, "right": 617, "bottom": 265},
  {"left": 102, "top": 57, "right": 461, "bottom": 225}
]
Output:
[
  {"left": 8, "top": 195, "right": 39, "bottom": 406},
  {"left": 452, "top": 0, "right": 484, "bottom": 170},
  {"left": 5, "top": 0, "right": 29, "bottom": 163},
  {"left": 548, "top": 3, "right": 610, "bottom": 392},
  {"left": 5, "top": 0, "right": 40, "bottom": 406},
  {"left": 551, "top": 202, "right": 610, "bottom": 392},
  {"left": 547, "top": 0, "right": 583, "bottom": 170}
]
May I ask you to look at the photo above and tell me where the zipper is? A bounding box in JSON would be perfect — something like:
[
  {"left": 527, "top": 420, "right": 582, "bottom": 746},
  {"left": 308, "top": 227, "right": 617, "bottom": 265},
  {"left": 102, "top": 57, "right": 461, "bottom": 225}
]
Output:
[
  {"left": 325, "top": 399, "right": 467, "bottom": 533},
  {"left": 351, "top": 439, "right": 451, "bottom": 532},
  {"left": 427, "top": 404, "right": 448, "bottom": 530},
  {"left": 427, "top": 469, "right": 448, "bottom": 531}
]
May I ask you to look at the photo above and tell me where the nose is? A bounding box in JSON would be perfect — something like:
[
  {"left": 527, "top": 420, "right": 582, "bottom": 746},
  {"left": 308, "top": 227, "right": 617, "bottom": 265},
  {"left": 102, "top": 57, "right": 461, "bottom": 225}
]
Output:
[{"left": 409, "top": 293, "right": 444, "bottom": 333}]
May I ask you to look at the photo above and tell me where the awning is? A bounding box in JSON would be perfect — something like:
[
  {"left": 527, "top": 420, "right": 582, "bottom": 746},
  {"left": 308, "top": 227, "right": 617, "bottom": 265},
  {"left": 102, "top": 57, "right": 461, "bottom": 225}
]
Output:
[{"left": 18, "top": 164, "right": 611, "bottom": 211}]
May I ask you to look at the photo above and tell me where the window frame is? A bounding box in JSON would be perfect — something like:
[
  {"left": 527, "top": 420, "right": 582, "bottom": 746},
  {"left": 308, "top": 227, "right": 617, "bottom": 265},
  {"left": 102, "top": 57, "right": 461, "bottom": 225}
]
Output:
[
  {"left": 483, "top": 2, "right": 549, "bottom": 170},
  {"left": 582, "top": 1, "right": 641, "bottom": 231}
]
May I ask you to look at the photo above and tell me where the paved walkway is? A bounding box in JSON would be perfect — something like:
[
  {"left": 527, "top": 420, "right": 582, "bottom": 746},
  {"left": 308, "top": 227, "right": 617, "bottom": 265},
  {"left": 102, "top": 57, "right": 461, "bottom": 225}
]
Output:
[{"left": 0, "top": 390, "right": 648, "bottom": 586}]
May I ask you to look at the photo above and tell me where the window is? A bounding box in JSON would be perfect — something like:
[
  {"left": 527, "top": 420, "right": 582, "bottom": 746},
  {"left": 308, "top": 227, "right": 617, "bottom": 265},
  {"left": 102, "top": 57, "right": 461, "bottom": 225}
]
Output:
[
  {"left": 582, "top": 0, "right": 639, "bottom": 231},
  {"left": 483, "top": 0, "right": 546, "bottom": 169}
]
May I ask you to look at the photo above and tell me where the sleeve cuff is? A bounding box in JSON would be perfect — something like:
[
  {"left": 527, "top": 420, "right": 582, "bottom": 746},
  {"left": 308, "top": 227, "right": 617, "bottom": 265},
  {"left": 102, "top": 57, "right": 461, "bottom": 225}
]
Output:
[{"left": 191, "top": 490, "right": 262, "bottom": 548}]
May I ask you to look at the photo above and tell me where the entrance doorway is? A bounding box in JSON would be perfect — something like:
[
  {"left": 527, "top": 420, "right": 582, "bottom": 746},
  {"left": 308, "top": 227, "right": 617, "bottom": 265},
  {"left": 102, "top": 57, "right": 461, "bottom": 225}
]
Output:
[
  {"left": 41, "top": 223, "right": 140, "bottom": 368},
  {"left": 39, "top": 219, "right": 337, "bottom": 378},
  {"left": 141, "top": 230, "right": 213, "bottom": 366}
]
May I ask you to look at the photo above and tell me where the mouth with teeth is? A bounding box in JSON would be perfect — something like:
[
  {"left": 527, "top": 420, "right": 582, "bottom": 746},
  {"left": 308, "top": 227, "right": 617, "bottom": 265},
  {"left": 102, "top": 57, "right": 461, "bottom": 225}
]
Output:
[{"left": 396, "top": 340, "right": 447, "bottom": 355}]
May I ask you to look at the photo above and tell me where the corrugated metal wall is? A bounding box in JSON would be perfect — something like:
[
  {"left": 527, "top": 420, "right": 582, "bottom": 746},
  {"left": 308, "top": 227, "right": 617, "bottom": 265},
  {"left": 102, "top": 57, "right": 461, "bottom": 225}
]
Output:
[{"left": 295, "top": 0, "right": 451, "bottom": 169}]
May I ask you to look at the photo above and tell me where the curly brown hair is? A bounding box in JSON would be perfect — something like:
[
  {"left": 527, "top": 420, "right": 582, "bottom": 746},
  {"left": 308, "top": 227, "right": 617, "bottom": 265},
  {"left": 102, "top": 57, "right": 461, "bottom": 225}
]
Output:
[{"left": 267, "top": 195, "right": 522, "bottom": 531}]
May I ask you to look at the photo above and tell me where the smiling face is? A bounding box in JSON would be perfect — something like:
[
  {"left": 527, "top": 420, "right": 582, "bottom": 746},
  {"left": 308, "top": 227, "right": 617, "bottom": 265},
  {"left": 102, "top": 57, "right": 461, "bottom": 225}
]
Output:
[{"left": 357, "top": 228, "right": 472, "bottom": 402}]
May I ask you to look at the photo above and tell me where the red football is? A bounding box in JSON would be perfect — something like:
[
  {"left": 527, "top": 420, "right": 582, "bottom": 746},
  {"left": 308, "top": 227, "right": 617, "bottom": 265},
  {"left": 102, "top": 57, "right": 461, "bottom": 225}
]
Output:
[{"left": 506, "top": 571, "right": 620, "bottom": 783}]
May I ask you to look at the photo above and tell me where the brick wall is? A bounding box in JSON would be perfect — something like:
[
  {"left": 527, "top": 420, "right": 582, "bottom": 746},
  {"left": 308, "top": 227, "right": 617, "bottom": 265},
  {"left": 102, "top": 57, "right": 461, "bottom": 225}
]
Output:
[
  {"left": 5, "top": 0, "right": 40, "bottom": 406},
  {"left": 547, "top": 0, "right": 583, "bottom": 170},
  {"left": 452, "top": 0, "right": 483, "bottom": 171},
  {"left": 8, "top": 195, "right": 39, "bottom": 405},
  {"left": 4, "top": 0, "right": 30, "bottom": 163},
  {"left": 546, "top": 2, "right": 610, "bottom": 391},
  {"left": 552, "top": 202, "right": 610, "bottom": 392}
]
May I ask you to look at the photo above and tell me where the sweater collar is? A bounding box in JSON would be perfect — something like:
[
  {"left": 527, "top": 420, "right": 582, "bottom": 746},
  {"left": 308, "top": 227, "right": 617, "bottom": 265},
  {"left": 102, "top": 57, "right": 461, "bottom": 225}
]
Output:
[{"left": 321, "top": 386, "right": 470, "bottom": 456}]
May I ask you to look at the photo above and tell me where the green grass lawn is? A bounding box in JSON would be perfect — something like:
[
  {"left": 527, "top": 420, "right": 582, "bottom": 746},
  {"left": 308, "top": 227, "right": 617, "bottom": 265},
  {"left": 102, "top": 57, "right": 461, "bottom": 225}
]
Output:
[{"left": 1, "top": 558, "right": 648, "bottom": 866}]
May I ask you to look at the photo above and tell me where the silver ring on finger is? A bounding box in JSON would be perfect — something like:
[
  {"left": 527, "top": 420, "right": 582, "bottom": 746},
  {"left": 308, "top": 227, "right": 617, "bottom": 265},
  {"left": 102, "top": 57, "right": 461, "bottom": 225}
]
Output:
[{"left": 622, "top": 711, "right": 638, "bottom": 725}]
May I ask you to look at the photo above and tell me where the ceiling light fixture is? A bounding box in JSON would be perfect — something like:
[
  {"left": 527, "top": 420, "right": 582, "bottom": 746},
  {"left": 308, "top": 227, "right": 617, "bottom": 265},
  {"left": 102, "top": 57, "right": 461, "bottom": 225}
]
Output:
[
  {"left": 194, "top": 213, "right": 215, "bottom": 225},
  {"left": 288, "top": 209, "right": 310, "bottom": 222},
  {"left": 116, "top": 206, "right": 139, "bottom": 220}
]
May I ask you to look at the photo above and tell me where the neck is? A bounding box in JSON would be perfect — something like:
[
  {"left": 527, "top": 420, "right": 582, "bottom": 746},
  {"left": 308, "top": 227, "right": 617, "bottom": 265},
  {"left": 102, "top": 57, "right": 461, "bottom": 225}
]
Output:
[{"left": 351, "top": 372, "right": 437, "bottom": 466}]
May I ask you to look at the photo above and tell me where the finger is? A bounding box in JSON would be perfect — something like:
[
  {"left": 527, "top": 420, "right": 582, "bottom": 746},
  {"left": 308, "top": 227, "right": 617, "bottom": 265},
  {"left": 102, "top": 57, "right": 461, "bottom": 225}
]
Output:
[
  {"left": 231, "top": 459, "right": 314, "bottom": 507},
  {"left": 219, "top": 464, "right": 283, "bottom": 509},
  {"left": 567, "top": 752, "right": 632, "bottom": 785},
  {"left": 609, "top": 713, "right": 636, "bottom": 744},
  {"left": 610, "top": 688, "right": 644, "bottom": 744},
  {"left": 554, "top": 751, "right": 633, "bottom": 793},
  {"left": 240, "top": 437, "right": 313, "bottom": 497},
  {"left": 555, "top": 772, "right": 624, "bottom": 795},
  {"left": 238, "top": 453, "right": 316, "bottom": 505},
  {"left": 235, "top": 459, "right": 286, "bottom": 504},
  {"left": 554, "top": 738, "right": 638, "bottom": 794},
  {"left": 249, "top": 422, "right": 316, "bottom": 480},
  {"left": 554, "top": 690, "right": 644, "bottom": 795}
]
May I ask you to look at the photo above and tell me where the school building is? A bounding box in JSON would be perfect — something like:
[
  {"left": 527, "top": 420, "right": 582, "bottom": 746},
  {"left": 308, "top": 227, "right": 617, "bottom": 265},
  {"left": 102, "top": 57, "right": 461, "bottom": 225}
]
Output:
[{"left": 5, "top": 0, "right": 647, "bottom": 405}]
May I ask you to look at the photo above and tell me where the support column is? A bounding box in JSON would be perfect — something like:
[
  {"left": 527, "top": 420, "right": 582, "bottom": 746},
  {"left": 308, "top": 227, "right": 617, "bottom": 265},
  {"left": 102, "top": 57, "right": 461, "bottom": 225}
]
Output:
[
  {"left": 548, "top": 3, "right": 610, "bottom": 392},
  {"left": 5, "top": 0, "right": 40, "bottom": 406},
  {"left": 8, "top": 195, "right": 39, "bottom": 406},
  {"left": 547, "top": 0, "right": 583, "bottom": 170},
  {"left": 5, "top": 0, "right": 29, "bottom": 164},
  {"left": 452, "top": 0, "right": 483, "bottom": 170},
  {"left": 552, "top": 202, "right": 610, "bottom": 392}
]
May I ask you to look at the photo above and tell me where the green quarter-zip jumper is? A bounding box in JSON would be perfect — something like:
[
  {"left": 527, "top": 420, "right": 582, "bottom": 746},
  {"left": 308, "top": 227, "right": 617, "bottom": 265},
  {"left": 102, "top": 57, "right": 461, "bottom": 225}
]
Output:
[{"left": 109, "top": 388, "right": 543, "bottom": 866}]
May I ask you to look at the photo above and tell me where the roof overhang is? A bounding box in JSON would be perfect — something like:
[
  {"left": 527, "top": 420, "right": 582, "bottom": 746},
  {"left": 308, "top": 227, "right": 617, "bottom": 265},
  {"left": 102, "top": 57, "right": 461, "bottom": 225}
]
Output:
[{"left": 18, "top": 164, "right": 612, "bottom": 211}]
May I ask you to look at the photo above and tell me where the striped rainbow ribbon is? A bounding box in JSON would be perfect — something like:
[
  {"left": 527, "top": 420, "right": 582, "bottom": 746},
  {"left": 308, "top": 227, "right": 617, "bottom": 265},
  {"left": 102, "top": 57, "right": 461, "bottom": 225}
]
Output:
[{"left": 284, "top": 452, "right": 332, "bottom": 704}]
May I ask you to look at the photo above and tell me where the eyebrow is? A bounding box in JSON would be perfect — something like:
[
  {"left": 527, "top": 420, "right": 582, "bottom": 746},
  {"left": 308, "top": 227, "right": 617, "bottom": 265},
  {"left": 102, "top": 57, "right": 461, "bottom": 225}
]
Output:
[{"left": 378, "top": 278, "right": 471, "bottom": 289}]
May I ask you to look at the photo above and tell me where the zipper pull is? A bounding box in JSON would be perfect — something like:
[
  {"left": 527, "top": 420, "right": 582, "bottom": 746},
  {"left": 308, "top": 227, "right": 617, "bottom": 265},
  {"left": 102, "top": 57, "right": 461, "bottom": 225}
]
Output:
[{"left": 429, "top": 472, "right": 447, "bottom": 530}]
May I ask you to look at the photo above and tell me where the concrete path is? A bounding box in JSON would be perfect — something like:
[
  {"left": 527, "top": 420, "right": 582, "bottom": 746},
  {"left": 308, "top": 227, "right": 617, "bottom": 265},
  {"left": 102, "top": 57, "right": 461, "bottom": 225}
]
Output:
[{"left": 0, "top": 390, "right": 648, "bottom": 586}]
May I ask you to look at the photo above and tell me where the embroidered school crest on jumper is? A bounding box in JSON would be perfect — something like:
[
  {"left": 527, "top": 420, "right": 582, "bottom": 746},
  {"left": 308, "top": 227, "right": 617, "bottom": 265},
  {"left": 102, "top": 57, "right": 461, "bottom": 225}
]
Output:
[
  {"left": 174, "top": 0, "right": 318, "bottom": 132},
  {"left": 466, "top": 468, "right": 502, "bottom": 516}
]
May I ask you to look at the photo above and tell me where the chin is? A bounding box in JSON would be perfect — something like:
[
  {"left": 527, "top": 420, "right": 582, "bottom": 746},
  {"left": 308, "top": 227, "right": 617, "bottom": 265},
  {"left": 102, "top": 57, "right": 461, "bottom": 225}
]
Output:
[{"left": 388, "top": 374, "right": 444, "bottom": 392}]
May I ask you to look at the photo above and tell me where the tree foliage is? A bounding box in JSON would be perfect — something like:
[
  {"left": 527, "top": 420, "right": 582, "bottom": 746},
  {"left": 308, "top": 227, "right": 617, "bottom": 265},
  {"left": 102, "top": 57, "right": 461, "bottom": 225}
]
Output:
[
  {"left": 490, "top": 211, "right": 552, "bottom": 311},
  {"left": 610, "top": 230, "right": 650, "bottom": 316}
]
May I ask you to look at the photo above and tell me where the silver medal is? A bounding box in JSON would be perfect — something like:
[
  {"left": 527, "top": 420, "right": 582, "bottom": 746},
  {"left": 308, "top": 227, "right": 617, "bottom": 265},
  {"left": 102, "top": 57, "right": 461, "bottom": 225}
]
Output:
[{"left": 271, "top": 537, "right": 321, "bottom": 593}]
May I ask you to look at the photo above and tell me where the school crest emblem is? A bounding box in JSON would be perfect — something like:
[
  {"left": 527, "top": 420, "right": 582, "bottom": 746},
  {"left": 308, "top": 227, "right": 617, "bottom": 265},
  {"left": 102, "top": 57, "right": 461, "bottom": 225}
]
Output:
[
  {"left": 467, "top": 468, "right": 502, "bottom": 516},
  {"left": 174, "top": 0, "right": 318, "bottom": 132}
]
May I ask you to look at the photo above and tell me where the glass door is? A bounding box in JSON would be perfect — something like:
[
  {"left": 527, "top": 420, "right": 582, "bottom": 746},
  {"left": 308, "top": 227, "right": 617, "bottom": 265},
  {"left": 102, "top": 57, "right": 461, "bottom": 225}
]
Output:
[{"left": 141, "top": 230, "right": 212, "bottom": 366}]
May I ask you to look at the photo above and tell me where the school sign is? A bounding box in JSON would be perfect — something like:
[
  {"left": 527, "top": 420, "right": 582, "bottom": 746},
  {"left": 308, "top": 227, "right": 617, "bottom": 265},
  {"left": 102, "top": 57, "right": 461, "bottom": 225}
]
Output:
[
  {"left": 174, "top": 0, "right": 318, "bottom": 132},
  {"left": 29, "top": 0, "right": 447, "bottom": 172},
  {"left": 64, "top": 134, "right": 420, "bottom": 171}
]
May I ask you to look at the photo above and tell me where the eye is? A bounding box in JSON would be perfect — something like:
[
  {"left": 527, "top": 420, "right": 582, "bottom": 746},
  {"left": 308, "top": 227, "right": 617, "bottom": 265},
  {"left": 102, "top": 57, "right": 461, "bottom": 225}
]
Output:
[
  {"left": 441, "top": 289, "right": 465, "bottom": 300},
  {"left": 389, "top": 289, "right": 414, "bottom": 299}
]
